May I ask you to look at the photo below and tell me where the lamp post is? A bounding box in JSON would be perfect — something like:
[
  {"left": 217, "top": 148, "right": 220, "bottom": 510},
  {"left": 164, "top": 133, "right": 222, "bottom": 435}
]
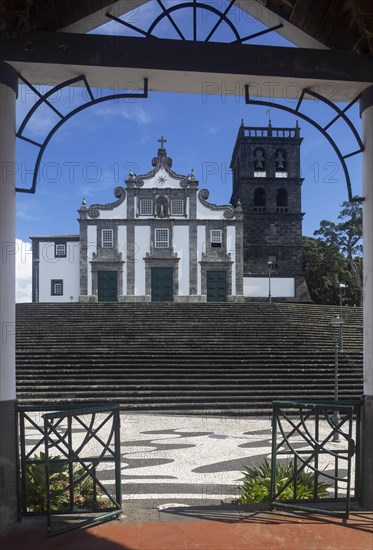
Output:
[
  {"left": 329, "top": 314, "right": 345, "bottom": 442},
  {"left": 338, "top": 283, "right": 347, "bottom": 351},
  {"left": 267, "top": 260, "right": 273, "bottom": 303}
]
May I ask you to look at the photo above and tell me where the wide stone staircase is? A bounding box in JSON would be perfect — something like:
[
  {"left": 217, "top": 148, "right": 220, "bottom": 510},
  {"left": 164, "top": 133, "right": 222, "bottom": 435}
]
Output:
[{"left": 16, "top": 302, "right": 363, "bottom": 413}]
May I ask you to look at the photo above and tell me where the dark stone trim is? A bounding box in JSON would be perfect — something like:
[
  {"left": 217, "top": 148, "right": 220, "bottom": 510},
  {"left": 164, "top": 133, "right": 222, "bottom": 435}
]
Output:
[
  {"left": 79, "top": 220, "right": 88, "bottom": 296},
  {"left": 127, "top": 224, "right": 135, "bottom": 295},
  {"left": 30, "top": 236, "right": 79, "bottom": 242},
  {"left": 189, "top": 222, "right": 198, "bottom": 295},
  {"left": 32, "top": 240, "right": 39, "bottom": 303},
  {"left": 0, "top": 62, "right": 18, "bottom": 96},
  {"left": 360, "top": 85, "right": 373, "bottom": 116},
  {"left": 235, "top": 211, "right": 244, "bottom": 295},
  {"left": 361, "top": 395, "right": 373, "bottom": 508}
]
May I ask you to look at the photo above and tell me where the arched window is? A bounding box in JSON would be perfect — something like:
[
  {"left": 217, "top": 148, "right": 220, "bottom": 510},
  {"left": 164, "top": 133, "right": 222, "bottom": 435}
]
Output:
[
  {"left": 275, "top": 149, "right": 287, "bottom": 176},
  {"left": 254, "top": 188, "right": 266, "bottom": 211},
  {"left": 253, "top": 148, "right": 266, "bottom": 176},
  {"left": 276, "top": 188, "right": 288, "bottom": 211}
]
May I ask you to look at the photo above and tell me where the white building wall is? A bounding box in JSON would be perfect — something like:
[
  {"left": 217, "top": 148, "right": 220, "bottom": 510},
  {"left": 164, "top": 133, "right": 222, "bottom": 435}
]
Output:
[
  {"left": 244, "top": 277, "right": 295, "bottom": 298},
  {"left": 118, "top": 225, "right": 127, "bottom": 295},
  {"left": 38, "top": 241, "right": 80, "bottom": 302},
  {"left": 98, "top": 200, "right": 127, "bottom": 219},
  {"left": 197, "top": 200, "right": 228, "bottom": 220},
  {"left": 87, "top": 226, "right": 97, "bottom": 295},
  {"left": 226, "top": 226, "right": 236, "bottom": 295},
  {"left": 134, "top": 226, "right": 150, "bottom": 296},
  {"left": 197, "top": 225, "right": 205, "bottom": 295},
  {"left": 173, "top": 226, "right": 189, "bottom": 295}
]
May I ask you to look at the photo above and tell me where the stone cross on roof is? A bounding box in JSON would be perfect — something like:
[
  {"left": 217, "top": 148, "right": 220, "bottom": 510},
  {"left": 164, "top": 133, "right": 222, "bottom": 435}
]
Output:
[{"left": 158, "top": 136, "right": 167, "bottom": 148}]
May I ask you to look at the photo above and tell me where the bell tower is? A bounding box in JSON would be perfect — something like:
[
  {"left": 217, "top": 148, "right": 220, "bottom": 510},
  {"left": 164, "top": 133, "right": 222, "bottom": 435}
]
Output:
[{"left": 230, "top": 120, "right": 310, "bottom": 302}]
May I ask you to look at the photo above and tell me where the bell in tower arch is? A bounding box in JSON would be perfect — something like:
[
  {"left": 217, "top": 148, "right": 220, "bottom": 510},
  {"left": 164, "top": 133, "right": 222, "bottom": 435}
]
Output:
[
  {"left": 254, "top": 148, "right": 265, "bottom": 170},
  {"left": 275, "top": 150, "right": 286, "bottom": 170}
]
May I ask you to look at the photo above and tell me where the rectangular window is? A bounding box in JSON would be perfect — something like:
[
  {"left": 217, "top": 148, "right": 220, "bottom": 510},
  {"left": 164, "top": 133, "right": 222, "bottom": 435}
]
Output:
[
  {"left": 211, "top": 229, "right": 222, "bottom": 247},
  {"left": 254, "top": 171, "right": 266, "bottom": 177},
  {"left": 140, "top": 198, "right": 153, "bottom": 216},
  {"left": 51, "top": 279, "right": 63, "bottom": 296},
  {"left": 102, "top": 229, "right": 113, "bottom": 248},
  {"left": 171, "top": 199, "right": 183, "bottom": 216},
  {"left": 155, "top": 228, "right": 169, "bottom": 248},
  {"left": 55, "top": 243, "right": 66, "bottom": 257},
  {"left": 275, "top": 172, "right": 288, "bottom": 178}
]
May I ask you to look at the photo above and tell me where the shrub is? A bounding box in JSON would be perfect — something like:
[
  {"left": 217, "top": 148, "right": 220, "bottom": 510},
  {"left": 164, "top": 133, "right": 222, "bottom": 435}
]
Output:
[
  {"left": 236, "top": 458, "right": 329, "bottom": 504},
  {"left": 25, "top": 453, "right": 111, "bottom": 512}
]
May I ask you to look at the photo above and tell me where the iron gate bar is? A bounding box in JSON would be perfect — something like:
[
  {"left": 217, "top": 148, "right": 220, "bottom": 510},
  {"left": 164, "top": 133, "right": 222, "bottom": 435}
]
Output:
[
  {"left": 105, "top": 13, "right": 157, "bottom": 38},
  {"left": 271, "top": 400, "right": 361, "bottom": 518},
  {"left": 303, "top": 87, "right": 364, "bottom": 152},
  {"left": 107, "top": 1, "right": 284, "bottom": 45},
  {"left": 73, "top": 412, "right": 117, "bottom": 459},
  {"left": 233, "top": 24, "right": 284, "bottom": 45},
  {"left": 155, "top": 0, "right": 186, "bottom": 41},
  {"left": 245, "top": 85, "right": 364, "bottom": 202},
  {"left": 18, "top": 404, "right": 121, "bottom": 535},
  {"left": 273, "top": 408, "right": 352, "bottom": 484},
  {"left": 323, "top": 93, "right": 362, "bottom": 131},
  {"left": 16, "top": 76, "right": 148, "bottom": 193},
  {"left": 204, "top": 0, "right": 236, "bottom": 42},
  {"left": 43, "top": 405, "right": 121, "bottom": 537}
]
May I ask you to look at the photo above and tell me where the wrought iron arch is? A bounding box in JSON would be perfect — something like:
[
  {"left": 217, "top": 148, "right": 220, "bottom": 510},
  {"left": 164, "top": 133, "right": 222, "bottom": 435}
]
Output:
[
  {"left": 16, "top": 75, "right": 148, "bottom": 193},
  {"left": 245, "top": 85, "right": 364, "bottom": 202},
  {"left": 106, "top": 0, "right": 283, "bottom": 44}
]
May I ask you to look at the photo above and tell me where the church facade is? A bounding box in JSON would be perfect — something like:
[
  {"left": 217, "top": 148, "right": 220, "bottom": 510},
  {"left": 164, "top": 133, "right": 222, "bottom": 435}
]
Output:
[
  {"left": 31, "top": 125, "right": 310, "bottom": 303},
  {"left": 31, "top": 140, "right": 244, "bottom": 303}
]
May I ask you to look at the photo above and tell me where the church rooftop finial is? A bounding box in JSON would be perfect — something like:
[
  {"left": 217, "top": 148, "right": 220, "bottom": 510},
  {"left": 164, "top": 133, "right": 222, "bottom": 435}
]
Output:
[
  {"left": 157, "top": 136, "right": 167, "bottom": 159},
  {"left": 158, "top": 136, "right": 167, "bottom": 149}
]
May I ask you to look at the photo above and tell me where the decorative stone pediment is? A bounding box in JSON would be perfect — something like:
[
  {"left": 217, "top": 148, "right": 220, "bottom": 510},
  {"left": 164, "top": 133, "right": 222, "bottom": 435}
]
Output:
[
  {"left": 125, "top": 143, "right": 197, "bottom": 190},
  {"left": 85, "top": 187, "right": 126, "bottom": 219},
  {"left": 197, "top": 189, "right": 235, "bottom": 219}
]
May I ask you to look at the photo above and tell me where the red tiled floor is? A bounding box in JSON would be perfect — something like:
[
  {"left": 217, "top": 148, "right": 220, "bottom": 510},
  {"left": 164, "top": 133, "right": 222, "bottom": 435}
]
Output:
[{"left": 1, "top": 511, "right": 372, "bottom": 550}]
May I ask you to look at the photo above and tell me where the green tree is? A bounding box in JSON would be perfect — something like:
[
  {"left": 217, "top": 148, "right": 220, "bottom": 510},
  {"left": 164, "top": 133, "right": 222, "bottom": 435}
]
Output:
[{"left": 303, "top": 199, "right": 363, "bottom": 306}]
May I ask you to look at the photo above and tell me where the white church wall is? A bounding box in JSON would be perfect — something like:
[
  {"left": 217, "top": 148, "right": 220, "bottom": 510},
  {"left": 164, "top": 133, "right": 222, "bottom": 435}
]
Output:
[
  {"left": 39, "top": 241, "right": 80, "bottom": 302},
  {"left": 196, "top": 225, "right": 205, "bottom": 295},
  {"left": 87, "top": 225, "right": 97, "bottom": 295},
  {"left": 196, "top": 200, "right": 228, "bottom": 220},
  {"left": 173, "top": 226, "right": 189, "bottom": 295},
  {"left": 244, "top": 277, "right": 295, "bottom": 298},
  {"left": 98, "top": 200, "right": 127, "bottom": 219},
  {"left": 118, "top": 225, "right": 127, "bottom": 295},
  {"left": 134, "top": 226, "right": 150, "bottom": 296},
  {"left": 227, "top": 226, "right": 236, "bottom": 295}
]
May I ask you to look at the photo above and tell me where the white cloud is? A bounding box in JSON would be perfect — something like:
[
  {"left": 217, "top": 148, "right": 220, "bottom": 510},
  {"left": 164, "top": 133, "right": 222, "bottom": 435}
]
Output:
[
  {"left": 205, "top": 125, "right": 218, "bottom": 135},
  {"left": 94, "top": 103, "right": 151, "bottom": 124},
  {"left": 15, "top": 239, "right": 32, "bottom": 303}
]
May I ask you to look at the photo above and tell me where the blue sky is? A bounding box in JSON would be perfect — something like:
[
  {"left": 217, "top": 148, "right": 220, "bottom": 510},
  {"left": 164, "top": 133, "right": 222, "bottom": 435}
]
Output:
[{"left": 14, "top": 0, "right": 363, "bottom": 299}]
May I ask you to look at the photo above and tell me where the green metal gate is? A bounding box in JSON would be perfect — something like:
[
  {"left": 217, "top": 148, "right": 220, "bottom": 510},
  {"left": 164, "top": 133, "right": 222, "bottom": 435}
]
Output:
[
  {"left": 271, "top": 400, "right": 361, "bottom": 518},
  {"left": 97, "top": 271, "right": 117, "bottom": 302},
  {"left": 19, "top": 404, "right": 122, "bottom": 537},
  {"left": 207, "top": 271, "right": 226, "bottom": 302},
  {"left": 151, "top": 267, "right": 173, "bottom": 301}
]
